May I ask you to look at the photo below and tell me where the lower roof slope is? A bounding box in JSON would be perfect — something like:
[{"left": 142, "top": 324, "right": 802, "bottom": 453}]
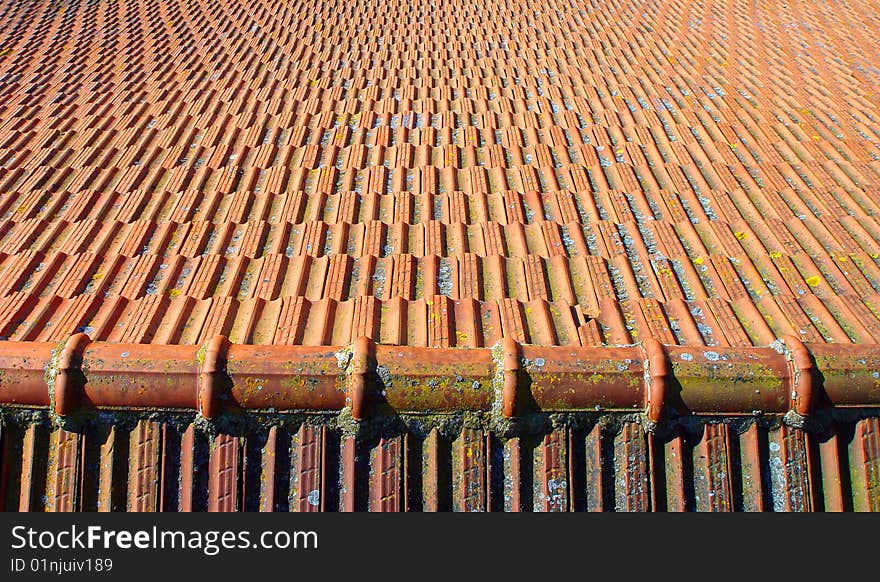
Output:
[
  {"left": 2, "top": 413, "right": 878, "bottom": 512},
  {"left": 0, "top": 0, "right": 879, "bottom": 510}
]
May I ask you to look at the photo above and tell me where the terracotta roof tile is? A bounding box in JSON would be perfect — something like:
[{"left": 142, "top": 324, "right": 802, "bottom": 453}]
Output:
[
  {"left": 2, "top": 415, "right": 879, "bottom": 512},
  {"left": 0, "top": 0, "right": 879, "bottom": 510}
]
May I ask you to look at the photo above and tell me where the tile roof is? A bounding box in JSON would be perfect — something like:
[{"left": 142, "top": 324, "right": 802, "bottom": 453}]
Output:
[
  {"left": 0, "top": 0, "right": 879, "bottom": 510},
  {"left": 1, "top": 414, "right": 878, "bottom": 512}
]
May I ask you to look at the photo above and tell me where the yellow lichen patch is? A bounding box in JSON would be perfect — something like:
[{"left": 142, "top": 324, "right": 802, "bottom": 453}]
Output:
[
  {"left": 805, "top": 275, "right": 821, "bottom": 287},
  {"left": 769, "top": 251, "right": 782, "bottom": 259},
  {"left": 168, "top": 288, "right": 181, "bottom": 298},
  {"left": 734, "top": 231, "right": 747, "bottom": 240},
  {"left": 91, "top": 273, "right": 104, "bottom": 281},
  {"left": 693, "top": 256, "right": 704, "bottom": 265}
]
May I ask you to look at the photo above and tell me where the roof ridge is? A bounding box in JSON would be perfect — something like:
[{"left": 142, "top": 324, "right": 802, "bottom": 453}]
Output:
[{"left": 2, "top": 334, "right": 877, "bottom": 425}]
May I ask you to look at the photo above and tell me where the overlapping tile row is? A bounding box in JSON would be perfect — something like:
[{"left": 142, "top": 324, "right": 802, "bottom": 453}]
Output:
[
  {"left": 2, "top": 0, "right": 880, "bottom": 349},
  {"left": 4, "top": 289, "right": 880, "bottom": 348},
  {"left": 2, "top": 415, "right": 878, "bottom": 511}
]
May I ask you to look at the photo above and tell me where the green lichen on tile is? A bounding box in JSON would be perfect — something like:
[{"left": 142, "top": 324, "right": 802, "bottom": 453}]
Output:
[{"left": 195, "top": 342, "right": 207, "bottom": 368}]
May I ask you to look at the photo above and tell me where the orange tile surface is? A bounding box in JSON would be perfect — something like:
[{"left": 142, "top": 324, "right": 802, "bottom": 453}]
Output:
[
  {"left": 1, "top": 0, "right": 880, "bottom": 511},
  {"left": 0, "top": 0, "right": 879, "bottom": 348}
]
